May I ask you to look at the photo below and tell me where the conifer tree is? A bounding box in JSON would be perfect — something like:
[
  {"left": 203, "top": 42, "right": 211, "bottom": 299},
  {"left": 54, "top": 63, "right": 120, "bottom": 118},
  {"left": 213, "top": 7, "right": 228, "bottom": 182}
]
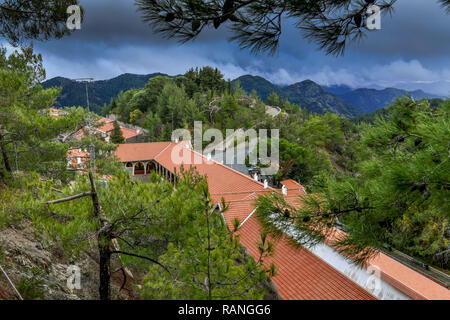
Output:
[
  {"left": 256, "top": 97, "right": 449, "bottom": 267},
  {"left": 0, "top": 0, "right": 81, "bottom": 45},
  {"left": 29, "top": 168, "right": 273, "bottom": 300},
  {"left": 110, "top": 121, "right": 125, "bottom": 144},
  {"left": 0, "top": 45, "right": 87, "bottom": 183},
  {"left": 141, "top": 170, "right": 275, "bottom": 300}
]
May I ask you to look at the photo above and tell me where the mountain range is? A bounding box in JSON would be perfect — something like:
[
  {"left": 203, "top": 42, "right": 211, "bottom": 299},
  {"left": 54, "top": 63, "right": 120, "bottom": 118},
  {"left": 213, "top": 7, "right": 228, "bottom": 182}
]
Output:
[
  {"left": 233, "top": 75, "right": 439, "bottom": 116},
  {"left": 334, "top": 87, "right": 439, "bottom": 113},
  {"left": 42, "top": 73, "right": 168, "bottom": 114},
  {"left": 42, "top": 73, "right": 440, "bottom": 117}
]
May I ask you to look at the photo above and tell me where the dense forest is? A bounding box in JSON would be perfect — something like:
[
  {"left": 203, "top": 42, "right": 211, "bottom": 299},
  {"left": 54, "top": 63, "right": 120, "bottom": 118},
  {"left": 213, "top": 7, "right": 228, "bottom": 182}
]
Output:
[{"left": 0, "top": 47, "right": 448, "bottom": 300}]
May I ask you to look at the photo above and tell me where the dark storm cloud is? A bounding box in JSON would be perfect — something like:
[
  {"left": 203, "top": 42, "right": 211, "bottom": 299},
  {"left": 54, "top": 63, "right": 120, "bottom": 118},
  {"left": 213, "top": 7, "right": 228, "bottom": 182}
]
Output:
[
  {"left": 65, "top": 0, "right": 231, "bottom": 45},
  {"left": 351, "top": 0, "right": 450, "bottom": 59},
  {"left": 20, "top": 0, "right": 450, "bottom": 95}
]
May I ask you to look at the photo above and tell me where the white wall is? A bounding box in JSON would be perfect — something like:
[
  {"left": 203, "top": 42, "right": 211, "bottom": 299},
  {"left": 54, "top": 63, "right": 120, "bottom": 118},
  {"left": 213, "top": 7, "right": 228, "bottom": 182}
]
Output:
[
  {"left": 272, "top": 218, "right": 412, "bottom": 300},
  {"left": 307, "top": 242, "right": 411, "bottom": 300}
]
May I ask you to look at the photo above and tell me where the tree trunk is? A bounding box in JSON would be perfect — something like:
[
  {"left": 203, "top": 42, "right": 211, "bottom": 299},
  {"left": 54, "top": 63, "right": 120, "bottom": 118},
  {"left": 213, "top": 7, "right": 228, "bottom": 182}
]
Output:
[
  {"left": 98, "top": 243, "right": 111, "bottom": 300},
  {"left": 88, "top": 171, "right": 112, "bottom": 300},
  {"left": 0, "top": 131, "right": 12, "bottom": 173}
]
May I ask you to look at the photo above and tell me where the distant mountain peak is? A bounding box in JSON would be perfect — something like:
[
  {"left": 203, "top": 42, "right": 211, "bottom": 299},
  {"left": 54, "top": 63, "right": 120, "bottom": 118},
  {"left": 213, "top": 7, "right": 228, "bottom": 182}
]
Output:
[{"left": 233, "top": 75, "right": 360, "bottom": 117}]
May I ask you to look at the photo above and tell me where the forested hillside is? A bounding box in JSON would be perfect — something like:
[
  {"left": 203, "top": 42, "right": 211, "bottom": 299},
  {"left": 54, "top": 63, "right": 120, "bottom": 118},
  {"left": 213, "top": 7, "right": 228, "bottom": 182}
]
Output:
[
  {"left": 233, "top": 75, "right": 360, "bottom": 116},
  {"left": 43, "top": 72, "right": 441, "bottom": 118},
  {"left": 42, "top": 73, "right": 169, "bottom": 114},
  {"left": 233, "top": 75, "right": 441, "bottom": 116}
]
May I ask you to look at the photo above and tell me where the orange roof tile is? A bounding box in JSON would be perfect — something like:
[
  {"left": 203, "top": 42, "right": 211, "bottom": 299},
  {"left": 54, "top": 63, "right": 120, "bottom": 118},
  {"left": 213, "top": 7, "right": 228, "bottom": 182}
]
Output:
[
  {"left": 152, "top": 143, "right": 375, "bottom": 300},
  {"left": 281, "top": 179, "right": 300, "bottom": 190},
  {"left": 67, "top": 148, "right": 90, "bottom": 168},
  {"left": 281, "top": 179, "right": 307, "bottom": 196},
  {"left": 154, "top": 142, "right": 274, "bottom": 196},
  {"left": 120, "top": 127, "right": 140, "bottom": 139},
  {"left": 224, "top": 199, "right": 376, "bottom": 300},
  {"left": 115, "top": 141, "right": 450, "bottom": 300},
  {"left": 95, "top": 118, "right": 114, "bottom": 133},
  {"left": 328, "top": 228, "right": 450, "bottom": 300},
  {"left": 115, "top": 142, "right": 172, "bottom": 163}
]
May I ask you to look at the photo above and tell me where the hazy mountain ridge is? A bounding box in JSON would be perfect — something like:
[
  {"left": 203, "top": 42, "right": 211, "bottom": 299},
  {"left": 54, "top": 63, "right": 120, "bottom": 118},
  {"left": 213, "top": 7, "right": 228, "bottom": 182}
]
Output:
[
  {"left": 42, "top": 73, "right": 168, "bottom": 113},
  {"left": 43, "top": 72, "right": 439, "bottom": 117},
  {"left": 233, "top": 76, "right": 360, "bottom": 117},
  {"left": 234, "top": 75, "right": 440, "bottom": 116},
  {"left": 337, "top": 87, "right": 440, "bottom": 113}
]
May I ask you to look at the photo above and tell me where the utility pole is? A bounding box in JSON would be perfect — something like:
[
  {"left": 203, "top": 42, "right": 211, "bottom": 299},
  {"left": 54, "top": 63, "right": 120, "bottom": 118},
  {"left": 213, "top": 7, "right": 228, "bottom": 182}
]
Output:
[{"left": 72, "top": 78, "right": 95, "bottom": 172}]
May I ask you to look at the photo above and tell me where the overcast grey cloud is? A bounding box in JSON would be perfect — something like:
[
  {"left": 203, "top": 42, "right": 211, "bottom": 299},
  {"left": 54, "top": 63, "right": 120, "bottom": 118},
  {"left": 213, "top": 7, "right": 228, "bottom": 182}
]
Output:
[{"left": 9, "top": 0, "right": 449, "bottom": 95}]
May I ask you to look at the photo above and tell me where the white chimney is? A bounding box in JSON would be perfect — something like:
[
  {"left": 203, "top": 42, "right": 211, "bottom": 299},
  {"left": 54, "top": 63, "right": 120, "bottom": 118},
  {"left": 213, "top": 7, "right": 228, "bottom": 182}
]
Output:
[
  {"left": 282, "top": 185, "right": 287, "bottom": 196},
  {"left": 264, "top": 179, "right": 268, "bottom": 189},
  {"left": 253, "top": 173, "right": 258, "bottom": 181}
]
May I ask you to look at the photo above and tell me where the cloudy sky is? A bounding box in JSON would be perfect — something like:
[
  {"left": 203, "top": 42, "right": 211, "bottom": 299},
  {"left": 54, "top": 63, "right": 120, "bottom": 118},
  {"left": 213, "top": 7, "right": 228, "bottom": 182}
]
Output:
[{"left": 8, "top": 0, "right": 450, "bottom": 95}]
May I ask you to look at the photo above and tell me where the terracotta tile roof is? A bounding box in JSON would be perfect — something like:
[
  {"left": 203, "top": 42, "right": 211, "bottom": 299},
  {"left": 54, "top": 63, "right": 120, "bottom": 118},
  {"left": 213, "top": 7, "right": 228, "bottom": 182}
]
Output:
[
  {"left": 97, "top": 122, "right": 115, "bottom": 133},
  {"left": 92, "top": 117, "right": 113, "bottom": 132},
  {"left": 96, "top": 118, "right": 140, "bottom": 140},
  {"left": 120, "top": 127, "right": 140, "bottom": 139},
  {"left": 241, "top": 216, "right": 375, "bottom": 300},
  {"left": 223, "top": 199, "right": 376, "bottom": 300},
  {"left": 115, "top": 142, "right": 376, "bottom": 300},
  {"left": 281, "top": 179, "right": 307, "bottom": 196},
  {"left": 115, "top": 142, "right": 172, "bottom": 163},
  {"left": 281, "top": 179, "right": 300, "bottom": 190},
  {"left": 116, "top": 142, "right": 450, "bottom": 300},
  {"left": 67, "top": 148, "right": 90, "bottom": 169},
  {"left": 154, "top": 142, "right": 274, "bottom": 196},
  {"left": 328, "top": 228, "right": 450, "bottom": 300}
]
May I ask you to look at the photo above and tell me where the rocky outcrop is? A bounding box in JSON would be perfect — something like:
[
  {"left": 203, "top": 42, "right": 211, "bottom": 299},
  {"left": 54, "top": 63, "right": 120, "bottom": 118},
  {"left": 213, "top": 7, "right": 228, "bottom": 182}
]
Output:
[{"left": 0, "top": 223, "right": 136, "bottom": 300}]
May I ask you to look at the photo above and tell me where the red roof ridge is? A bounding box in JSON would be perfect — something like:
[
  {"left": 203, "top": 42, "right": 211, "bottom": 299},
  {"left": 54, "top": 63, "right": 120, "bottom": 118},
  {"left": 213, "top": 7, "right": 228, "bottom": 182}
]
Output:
[
  {"left": 242, "top": 192, "right": 257, "bottom": 200},
  {"left": 214, "top": 191, "right": 272, "bottom": 200},
  {"left": 238, "top": 207, "right": 258, "bottom": 228},
  {"left": 187, "top": 145, "right": 277, "bottom": 192},
  {"left": 153, "top": 142, "right": 174, "bottom": 160},
  {"left": 326, "top": 227, "right": 450, "bottom": 299}
]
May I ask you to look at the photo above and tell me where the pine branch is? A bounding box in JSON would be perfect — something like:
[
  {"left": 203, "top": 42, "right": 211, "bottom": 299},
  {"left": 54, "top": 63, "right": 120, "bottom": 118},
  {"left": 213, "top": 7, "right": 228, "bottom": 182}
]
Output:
[
  {"left": 43, "top": 192, "right": 93, "bottom": 205},
  {"left": 110, "top": 250, "right": 171, "bottom": 275}
]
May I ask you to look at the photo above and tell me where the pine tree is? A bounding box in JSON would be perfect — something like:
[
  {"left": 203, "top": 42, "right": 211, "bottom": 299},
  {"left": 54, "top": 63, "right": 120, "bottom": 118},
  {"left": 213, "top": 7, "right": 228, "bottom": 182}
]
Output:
[
  {"left": 8, "top": 167, "right": 274, "bottom": 300},
  {"left": 135, "top": 0, "right": 412, "bottom": 55},
  {"left": 0, "top": 0, "right": 81, "bottom": 45},
  {"left": 140, "top": 169, "right": 275, "bottom": 300},
  {"left": 0, "top": 46, "right": 87, "bottom": 183},
  {"left": 256, "top": 97, "right": 450, "bottom": 267},
  {"left": 110, "top": 121, "right": 125, "bottom": 144}
]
